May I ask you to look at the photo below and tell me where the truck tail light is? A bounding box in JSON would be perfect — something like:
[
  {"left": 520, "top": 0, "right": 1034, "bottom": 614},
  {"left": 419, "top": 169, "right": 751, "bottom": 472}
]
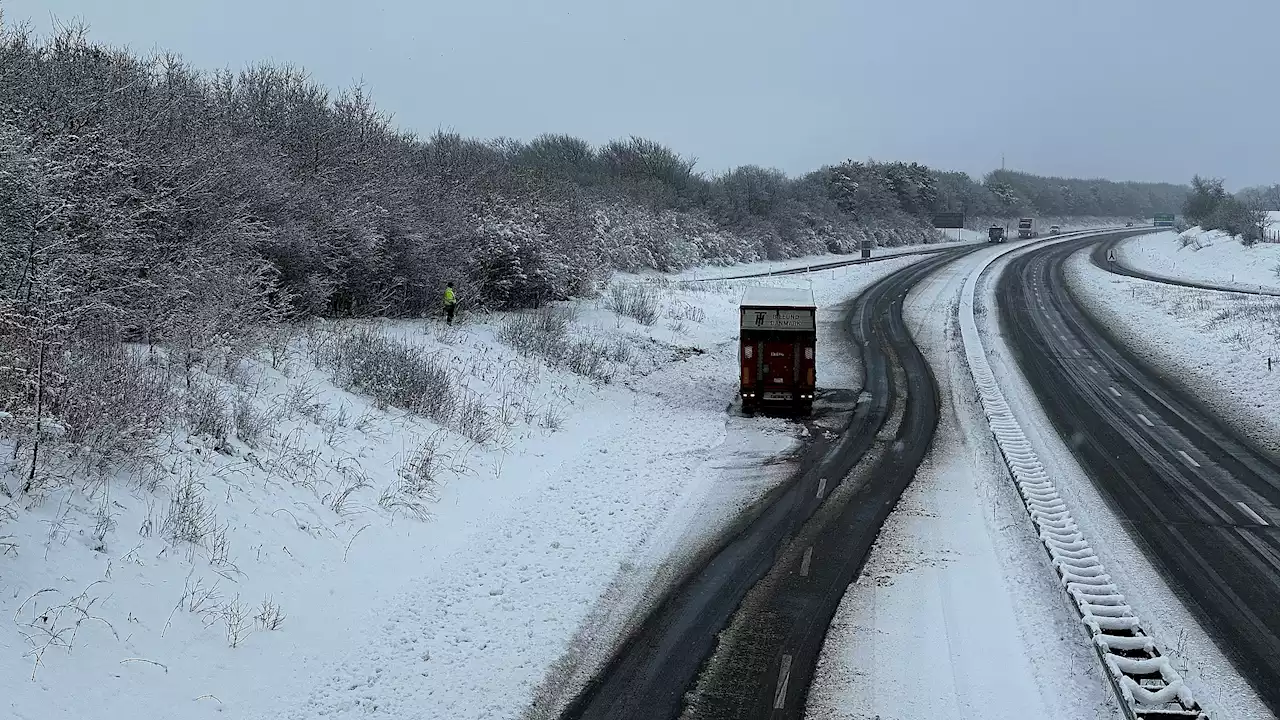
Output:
[
  {"left": 807, "top": 368, "right": 815, "bottom": 385},
  {"left": 742, "top": 367, "right": 750, "bottom": 385},
  {"left": 744, "top": 345, "right": 753, "bottom": 359},
  {"left": 804, "top": 347, "right": 814, "bottom": 360}
]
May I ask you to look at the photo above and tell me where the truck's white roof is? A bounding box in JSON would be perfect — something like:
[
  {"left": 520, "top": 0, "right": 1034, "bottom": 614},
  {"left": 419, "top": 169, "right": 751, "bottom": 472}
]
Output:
[{"left": 741, "top": 286, "right": 816, "bottom": 308}]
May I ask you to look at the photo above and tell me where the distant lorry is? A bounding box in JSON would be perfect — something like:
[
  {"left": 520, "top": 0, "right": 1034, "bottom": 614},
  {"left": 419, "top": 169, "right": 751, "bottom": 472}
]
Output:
[
  {"left": 1017, "top": 218, "right": 1037, "bottom": 239},
  {"left": 988, "top": 225, "right": 1006, "bottom": 243},
  {"left": 740, "top": 287, "right": 817, "bottom": 414}
]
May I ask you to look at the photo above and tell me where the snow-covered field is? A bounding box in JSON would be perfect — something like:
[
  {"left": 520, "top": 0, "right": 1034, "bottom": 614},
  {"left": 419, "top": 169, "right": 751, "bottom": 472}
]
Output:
[
  {"left": 0, "top": 255, "right": 930, "bottom": 720},
  {"left": 1117, "top": 228, "right": 1280, "bottom": 293},
  {"left": 807, "top": 244, "right": 1119, "bottom": 720}
]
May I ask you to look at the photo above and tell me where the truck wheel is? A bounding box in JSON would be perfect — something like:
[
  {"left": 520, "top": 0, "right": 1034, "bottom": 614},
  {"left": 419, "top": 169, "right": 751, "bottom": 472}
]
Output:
[{"left": 742, "top": 400, "right": 757, "bottom": 416}]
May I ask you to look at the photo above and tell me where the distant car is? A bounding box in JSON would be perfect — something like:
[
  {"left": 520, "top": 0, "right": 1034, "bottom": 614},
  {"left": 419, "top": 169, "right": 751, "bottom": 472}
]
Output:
[
  {"left": 1048, "top": 225, "right": 1061, "bottom": 235},
  {"left": 1125, "top": 221, "right": 1134, "bottom": 227}
]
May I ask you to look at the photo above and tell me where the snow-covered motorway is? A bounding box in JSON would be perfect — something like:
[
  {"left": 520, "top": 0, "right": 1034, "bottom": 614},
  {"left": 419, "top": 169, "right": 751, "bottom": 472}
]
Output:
[{"left": 1001, "top": 233, "right": 1280, "bottom": 716}]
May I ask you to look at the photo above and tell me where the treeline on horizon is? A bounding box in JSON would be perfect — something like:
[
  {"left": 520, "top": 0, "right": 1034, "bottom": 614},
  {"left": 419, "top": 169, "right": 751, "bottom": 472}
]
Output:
[{"left": 0, "top": 19, "right": 1190, "bottom": 323}]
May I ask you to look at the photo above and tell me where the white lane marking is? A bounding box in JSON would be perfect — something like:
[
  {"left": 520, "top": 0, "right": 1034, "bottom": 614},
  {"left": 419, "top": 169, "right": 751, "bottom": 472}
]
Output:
[
  {"left": 1088, "top": 366, "right": 1099, "bottom": 375},
  {"left": 1137, "top": 413, "right": 1155, "bottom": 427},
  {"left": 1108, "top": 386, "right": 1121, "bottom": 398},
  {"left": 800, "top": 547, "right": 813, "bottom": 577},
  {"left": 774, "top": 654, "right": 793, "bottom": 709},
  {"left": 1237, "top": 502, "right": 1270, "bottom": 526},
  {"left": 1177, "top": 450, "right": 1202, "bottom": 469},
  {"left": 816, "top": 477, "right": 828, "bottom": 500},
  {"left": 1072, "top": 349, "right": 1081, "bottom": 357}
]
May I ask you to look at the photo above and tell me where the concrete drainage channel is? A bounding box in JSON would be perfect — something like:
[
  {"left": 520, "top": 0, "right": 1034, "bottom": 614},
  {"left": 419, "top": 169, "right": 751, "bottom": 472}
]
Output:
[{"left": 959, "top": 235, "right": 1207, "bottom": 720}]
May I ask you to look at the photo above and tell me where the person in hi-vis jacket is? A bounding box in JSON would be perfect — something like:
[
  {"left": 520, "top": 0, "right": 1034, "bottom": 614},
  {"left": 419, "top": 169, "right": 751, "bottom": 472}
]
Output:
[{"left": 443, "top": 282, "right": 457, "bottom": 325}]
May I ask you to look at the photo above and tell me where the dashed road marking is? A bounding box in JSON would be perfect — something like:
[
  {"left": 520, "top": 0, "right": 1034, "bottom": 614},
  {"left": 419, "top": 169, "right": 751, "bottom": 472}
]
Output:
[
  {"left": 1088, "top": 366, "right": 1099, "bottom": 375},
  {"left": 1178, "top": 450, "right": 1202, "bottom": 469},
  {"left": 1072, "top": 348, "right": 1081, "bottom": 357},
  {"left": 1137, "top": 413, "right": 1155, "bottom": 427},
  {"left": 816, "top": 477, "right": 828, "bottom": 500},
  {"left": 1237, "top": 502, "right": 1270, "bottom": 526},
  {"left": 1108, "top": 386, "right": 1121, "bottom": 398},
  {"left": 800, "top": 547, "right": 813, "bottom": 577},
  {"left": 774, "top": 654, "right": 793, "bottom": 709}
]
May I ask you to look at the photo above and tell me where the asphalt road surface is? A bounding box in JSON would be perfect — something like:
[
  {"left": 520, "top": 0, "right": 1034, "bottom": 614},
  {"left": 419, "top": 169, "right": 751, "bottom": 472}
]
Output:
[
  {"left": 559, "top": 248, "right": 973, "bottom": 720},
  {"left": 999, "top": 232, "right": 1280, "bottom": 716}
]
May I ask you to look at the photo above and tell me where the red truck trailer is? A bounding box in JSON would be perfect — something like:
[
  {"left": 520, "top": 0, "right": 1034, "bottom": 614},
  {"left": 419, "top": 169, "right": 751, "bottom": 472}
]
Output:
[{"left": 739, "top": 287, "right": 817, "bottom": 414}]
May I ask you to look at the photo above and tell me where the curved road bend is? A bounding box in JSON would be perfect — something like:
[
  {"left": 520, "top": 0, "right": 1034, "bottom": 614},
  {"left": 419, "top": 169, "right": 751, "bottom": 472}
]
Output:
[
  {"left": 999, "top": 232, "right": 1280, "bottom": 715},
  {"left": 559, "top": 247, "right": 975, "bottom": 720},
  {"left": 1091, "top": 234, "right": 1280, "bottom": 297}
]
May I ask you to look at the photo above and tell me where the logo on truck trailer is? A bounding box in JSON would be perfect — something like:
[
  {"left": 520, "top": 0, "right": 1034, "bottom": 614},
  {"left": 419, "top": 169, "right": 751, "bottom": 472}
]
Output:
[{"left": 742, "top": 309, "right": 816, "bottom": 331}]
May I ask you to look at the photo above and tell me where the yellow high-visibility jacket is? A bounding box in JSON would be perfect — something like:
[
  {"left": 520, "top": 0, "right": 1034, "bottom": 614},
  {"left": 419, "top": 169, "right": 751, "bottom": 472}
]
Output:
[{"left": 444, "top": 287, "right": 456, "bottom": 306}]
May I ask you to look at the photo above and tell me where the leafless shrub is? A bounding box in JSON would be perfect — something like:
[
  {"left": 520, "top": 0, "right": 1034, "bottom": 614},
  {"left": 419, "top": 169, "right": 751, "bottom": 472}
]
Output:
[
  {"left": 233, "top": 395, "right": 273, "bottom": 446},
  {"left": 499, "top": 307, "right": 572, "bottom": 358},
  {"left": 14, "top": 582, "right": 118, "bottom": 679},
  {"left": 432, "top": 323, "right": 463, "bottom": 345},
  {"left": 665, "top": 300, "right": 706, "bottom": 323},
  {"left": 312, "top": 327, "right": 456, "bottom": 424},
  {"left": 455, "top": 390, "right": 498, "bottom": 444},
  {"left": 540, "top": 403, "right": 565, "bottom": 432},
  {"left": 208, "top": 522, "right": 233, "bottom": 570},
  {"left": 666, "top": 319, "right": 688, "bottom": 335},
  {"left": 264, "top": 325, "right": 295, "bottom": 370},
  {"left": 608, "top": 282, "right": 660, "bottom": 326},
  {"left": 184, "top": 380, "right": 231, "bottom": 440},
  {"left": 324, "top": 461, "right": 371, "bottom": 518},
  {"left": 561, "top": 339, "right": 614, "bottom": 383},
  {"left": 216, "top": 595, "right": 253, "bottom": 648},
  {"left": 90, "top": 496, "right": 116, "bottom": 553},
  {"left": 380, "top": 440, "right": 440, "bottom": 521},
  {"left": 255, "top": 598, "right": 286, "bottom": 631},
  {"left": 500, "top": 309, "right": 616, "bottom": 383},
  {"left": 161, "top": 472, "right": 213, "bottom": 547}
]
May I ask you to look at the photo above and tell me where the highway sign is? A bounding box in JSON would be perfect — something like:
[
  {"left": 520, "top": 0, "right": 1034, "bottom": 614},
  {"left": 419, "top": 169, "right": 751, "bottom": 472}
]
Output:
[
  {"left": 1107, "top": 249, "right": 1116, "bottom": 263},
  {"left": 931, "top": 212, "right": 965, "bottom": 229},
  {"left": 1153, "top": 213, "right": 1175, "bottom": 227}
]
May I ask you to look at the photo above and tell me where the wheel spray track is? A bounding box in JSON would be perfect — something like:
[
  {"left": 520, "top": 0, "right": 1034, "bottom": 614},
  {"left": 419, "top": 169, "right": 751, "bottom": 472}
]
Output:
[{"left": 558, "top": 249, "right": 970, "bottom": 720}]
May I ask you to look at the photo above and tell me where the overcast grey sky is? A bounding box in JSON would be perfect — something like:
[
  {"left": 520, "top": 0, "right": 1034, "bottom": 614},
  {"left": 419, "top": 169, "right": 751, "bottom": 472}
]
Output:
[{"left": 4, "top": 0, "right": 1276, "bottom": 187}]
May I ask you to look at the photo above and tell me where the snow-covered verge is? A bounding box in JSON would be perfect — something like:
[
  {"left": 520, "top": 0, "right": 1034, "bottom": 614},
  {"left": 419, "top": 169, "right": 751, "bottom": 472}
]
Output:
[
  {"left": 807, "top": 245, "right": 1120, "bottom": 720},
  {"left": 978, "top": 247, "right": 1272, "bottom": 719},
  {"left": 0, "top": 255, "right": 925, "bottom": 720},
  {"left": 1116, "top": 229, "right": 1280, "bottom": 293}
]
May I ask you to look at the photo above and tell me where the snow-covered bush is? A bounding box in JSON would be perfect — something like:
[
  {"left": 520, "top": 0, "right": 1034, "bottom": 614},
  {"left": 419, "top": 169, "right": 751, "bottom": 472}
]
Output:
[
  {"left": 310, "top": 326, "right": 457, "bottom": 424},
  {"left": 607, "top": 283, "right": 661, "bottom": 326}
]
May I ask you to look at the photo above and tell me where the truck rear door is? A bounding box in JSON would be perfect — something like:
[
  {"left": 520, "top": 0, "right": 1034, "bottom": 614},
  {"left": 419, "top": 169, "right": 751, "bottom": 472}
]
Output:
[{"left": 762, "top": 341, "right": 795, "bottom": 396}]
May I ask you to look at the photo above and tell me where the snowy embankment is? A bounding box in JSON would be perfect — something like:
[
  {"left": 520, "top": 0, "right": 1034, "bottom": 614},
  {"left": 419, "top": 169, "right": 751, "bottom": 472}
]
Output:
[
  {"left": 1116, "top": 227, "right": 1280, "bottom": 293},
  {"left": 0, "top": 255, "right": 923, "bottom": 720},
  {"left": 807, "top": 243, "right": 1120, "bottom": 720}
]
